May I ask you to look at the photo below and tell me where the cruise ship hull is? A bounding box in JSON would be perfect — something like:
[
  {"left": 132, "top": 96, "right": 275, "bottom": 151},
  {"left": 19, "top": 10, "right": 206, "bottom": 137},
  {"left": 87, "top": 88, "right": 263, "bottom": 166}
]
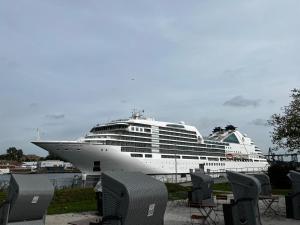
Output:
[{"left": 32, "top": 141, "right": 269, "bottom": 176}]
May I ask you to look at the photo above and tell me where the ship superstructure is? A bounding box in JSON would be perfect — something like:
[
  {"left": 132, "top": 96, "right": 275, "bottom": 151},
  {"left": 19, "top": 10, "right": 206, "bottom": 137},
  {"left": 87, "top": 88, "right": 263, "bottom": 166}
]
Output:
[{"left": 32, "top": 111, "right": 268, "bottom": 175}]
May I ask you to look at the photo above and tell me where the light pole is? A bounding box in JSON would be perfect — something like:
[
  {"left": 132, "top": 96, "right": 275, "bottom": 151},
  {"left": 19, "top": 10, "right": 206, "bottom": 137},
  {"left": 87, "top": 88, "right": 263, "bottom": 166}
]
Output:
[{"left": 174, "top": 145, "right": 178, "bottom": 183}]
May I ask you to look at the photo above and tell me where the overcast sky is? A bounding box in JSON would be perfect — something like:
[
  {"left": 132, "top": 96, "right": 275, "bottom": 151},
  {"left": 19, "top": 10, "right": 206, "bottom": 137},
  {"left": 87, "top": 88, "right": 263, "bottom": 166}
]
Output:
[{"left": 1, "top": 0, "right": 299, "bottom": 156}]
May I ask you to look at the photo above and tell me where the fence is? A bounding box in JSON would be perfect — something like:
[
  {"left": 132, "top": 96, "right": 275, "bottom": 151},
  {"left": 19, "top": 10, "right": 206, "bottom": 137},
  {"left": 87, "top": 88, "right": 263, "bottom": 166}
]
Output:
[{"left": 0, "top": 166, "right": 268, "bottom": 190}]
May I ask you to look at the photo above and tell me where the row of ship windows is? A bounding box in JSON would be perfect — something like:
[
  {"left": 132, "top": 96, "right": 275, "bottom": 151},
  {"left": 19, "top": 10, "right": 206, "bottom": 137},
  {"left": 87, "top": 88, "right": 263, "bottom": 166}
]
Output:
[
  {"left": 159, "top": 140, "right": 226, "bottom": 149},
  {"left": 92, "top": 125, "right": 197, "bottom": 136},
  {"left": 88, "top": 135, "right": 198, "bottom": 145},
  {"left": 87, "top": 135, "right": 227, "bottom": 150},
  {"left": 128, "top": 123, "right": 196, "bottom": 135},
  {"left": 106, "top": 140, "right": 151, "bottom": 147},
  {"left": 92, "top": 130, "right": 152, "bottom": 137},
  {"left": 130, "top": 153, "right": 221, "bottom": 161},
  {"left": 228, "top": 150, "right": 243, "bottom": 154},
  {"left": 128, "top": 123, "right": 151, "bottom": 128},
  {"left": 227, "top": 158, "right": 257, "bottom": 162},
  {"left": 159, "top": 150, "right": 224, "bottom": 157},
  {"left": 57, "top": 148, "right": 108, "bottom": 152},
  {"left": 97, "top": 136, "right": 152, "bottom": 142},
  {"left": 87, "top": 140, "right": 226, "bottom": 153},
  {"left": 91, "top": 125, "right": 128, "bottom": 132},
  {"left": 159, "top": 130, "right": 196, "bottom": 139},
  {"left": 122, "top": 147, "right": 152, "bottom": 153},
  {"left": 87, "top": 135, "right": 228, "bottom": 152},
  {"left": 86, "top": 137, "right": 225, "bottom": 150},
  {"left": 84, "top": 140, "right": 152, "bottom": 147},
  {"left": 159, "top": 149, "right": 224, "bottom": 157},
  {"left": 161, "top": 139, "right": 227, "bottom": 150},
  {"left": 129, "top": 153, "right": 263, "bottom": 163},
  {"left": 159, "top": 145, "right": 225, "bottom": 153},
  {"left": 129, "top": 152, "right": 265, "bottom": 162},
  {"left": 159, "top": 127, "right": 196, "bottom": 135},
  {"left": 88, "top": 134, "right": 211, "bottom": 148},
  {"left": 159, "top": 134, "right": 198, "bottom": 142},
  {"left": 120, "top": 147, "right": 225, "bottom": 157},
  {"left": 206, "top": 162, "right": 225, "bottom": 166},
  {"left": 121, "top": 147, "right": 225, "bottom": 156},
  {"left": 204, "top": 140, "right": 230, "bottom": 146},
  {"left": 91, "top": 129, "right": 229, "bottom": 147},
  {"left": 89, "top": 131, "right": 228, "bottom": 149},
  {"left": 91, "top": 124, "right": 230, "bottom": 147},
  {"left": 130, "top": 126, "right": 151, "bottom": 133}
]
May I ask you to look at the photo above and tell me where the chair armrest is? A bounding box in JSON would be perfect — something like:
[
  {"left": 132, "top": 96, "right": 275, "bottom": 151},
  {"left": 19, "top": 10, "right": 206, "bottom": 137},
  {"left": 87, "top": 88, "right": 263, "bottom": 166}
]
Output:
[
  {"left": 0, "top": 201, "right": 10, "bottom": 225},
  {"left": 0, "top": 200, "right": 9, "bottom": 209},
  {"left": 289, "top": 192, "right": 300, "bottom": 198},
  {"left": 231, "top": 197, "right": 254, "bottom": 206},
  {"left": 101, "top": 215, "right": 122, "bottom": 225},
  {"left": 192, "top": 187, "right": 203, "bottom": 192}
]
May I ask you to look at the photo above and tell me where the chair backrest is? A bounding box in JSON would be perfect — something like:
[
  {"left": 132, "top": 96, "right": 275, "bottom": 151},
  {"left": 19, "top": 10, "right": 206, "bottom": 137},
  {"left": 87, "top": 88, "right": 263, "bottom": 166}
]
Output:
[
  {"left": 287, "top": 170, "right": 300, "bottom": 219},
  {"left": 226, "top": 171, "right": 261, "bottom": 225},
  {"left": 7, "top": 174, "right": 54, "bottom": 223},
  {"left": 102, "top": 171, "right": 168, "bottom": 225},
  {"left": 227, "top": 171, "right": 261, "bottom": 203},
  {"left": 190, "top": 171, "right": 213, "bottom": 202},
  {"left": 253, "top": 173, "right": 272, "bottom": 196},
  {"left": 287, "top": 170, "right": 300, "bottom": 194}
]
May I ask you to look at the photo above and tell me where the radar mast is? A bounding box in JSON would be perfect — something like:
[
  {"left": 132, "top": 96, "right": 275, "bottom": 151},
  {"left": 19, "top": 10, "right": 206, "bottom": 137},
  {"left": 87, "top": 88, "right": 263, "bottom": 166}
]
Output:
[{"left": 131, "top": 109, "right": 145, "bottom": 119}]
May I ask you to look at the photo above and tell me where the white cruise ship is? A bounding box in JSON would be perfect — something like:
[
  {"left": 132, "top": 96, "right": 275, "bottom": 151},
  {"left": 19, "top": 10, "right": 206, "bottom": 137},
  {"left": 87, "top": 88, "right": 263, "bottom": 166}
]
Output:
[{"left": 32, "top": 111, "right": 269, "bottom": 176}]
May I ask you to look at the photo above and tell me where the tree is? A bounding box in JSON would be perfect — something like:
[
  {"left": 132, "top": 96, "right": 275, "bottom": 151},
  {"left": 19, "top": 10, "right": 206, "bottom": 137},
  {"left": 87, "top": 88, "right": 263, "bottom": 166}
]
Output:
[
  {"left": 6, "top": 147, "right": 23, "bottom": 161},
  {"left": 268, "top": 88, "right": 300, "bottom": 152}
]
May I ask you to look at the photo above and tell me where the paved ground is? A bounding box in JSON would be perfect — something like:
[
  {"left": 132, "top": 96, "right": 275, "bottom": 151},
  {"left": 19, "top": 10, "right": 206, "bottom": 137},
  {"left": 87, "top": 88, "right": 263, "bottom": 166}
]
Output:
[{"left": 46, "top": 197, "right": 300, "bottom": 225}]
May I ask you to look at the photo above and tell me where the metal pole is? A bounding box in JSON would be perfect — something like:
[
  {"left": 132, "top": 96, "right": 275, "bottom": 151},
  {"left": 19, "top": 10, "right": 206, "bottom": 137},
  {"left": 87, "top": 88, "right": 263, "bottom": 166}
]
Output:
[
  {"left": 174, "top": 145, "right": 178, "bottom": 183},
  {"left": 175, "top": 152, "right": 178, "bottom": 183}
]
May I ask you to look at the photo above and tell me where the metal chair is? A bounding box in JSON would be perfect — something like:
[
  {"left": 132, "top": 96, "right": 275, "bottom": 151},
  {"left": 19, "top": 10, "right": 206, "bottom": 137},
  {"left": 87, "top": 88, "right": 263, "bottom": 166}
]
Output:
[
  {"left": 223, "top": 171, "right": 262, "bottom": 225},
  {"left": 189, "top": 171, "right": 218, "bottom": 225},
  {"left": 286, "top": 170, "right": 300, "bottom": 220},
  {"left": 0, "top": 174, "right": 54, "bottom": 225},
  {"left": 190, "top": 171, "right": 214, "bottom": 204},
  {"left": 253, "top": 173, "right": 279, "bottom": 216},
  {"left": 100, "top": 171, "right": 168, "bottom": 225}
]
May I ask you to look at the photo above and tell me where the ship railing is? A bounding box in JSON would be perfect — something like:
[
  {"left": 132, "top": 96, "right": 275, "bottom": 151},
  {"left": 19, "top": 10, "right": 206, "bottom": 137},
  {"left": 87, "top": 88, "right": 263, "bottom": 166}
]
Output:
[
  {"left": 206, "top": 166, "right": 267, "bottom": 175},
  {"left": 151, "top": 166, "right": 268, "bottom": 184}
]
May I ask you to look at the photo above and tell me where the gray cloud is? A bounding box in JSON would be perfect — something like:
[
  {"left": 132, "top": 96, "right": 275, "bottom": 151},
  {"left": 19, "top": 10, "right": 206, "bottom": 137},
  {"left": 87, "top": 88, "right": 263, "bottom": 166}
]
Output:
[
  {"left": 45, "top": 114, "right": 65, "bottom": 120},
  {"left": 223, "top": 67, "right": 245, "bottom": 77},
  {"left": 250, "top": 119, "right": 268, "bottom": 126},
  {"left": 223, "top": 96, "right": 261, "bottom": 107},
  {"left": 29, "top": 103, "right": 39, "bottom": 108}
]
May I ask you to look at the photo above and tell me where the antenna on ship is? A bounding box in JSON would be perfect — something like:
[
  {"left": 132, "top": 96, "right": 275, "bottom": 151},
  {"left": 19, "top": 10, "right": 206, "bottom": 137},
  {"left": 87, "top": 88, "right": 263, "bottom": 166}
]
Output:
[
  {"left": 131, "top": 109, "right": 145, "bottom": 119},
  {"left": 36, "top": 128, "right": 40, "bottom": 140}
]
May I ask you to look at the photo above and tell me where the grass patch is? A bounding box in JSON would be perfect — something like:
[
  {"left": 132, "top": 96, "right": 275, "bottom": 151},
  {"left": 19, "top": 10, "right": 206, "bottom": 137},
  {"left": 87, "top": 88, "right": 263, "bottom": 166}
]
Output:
[
  {"left": 0, "top": 191, "right": 6, "bottom": 204},
  {"left": 212, "top": 183, "right": 232, "bottom": 192},
  {"left": 49, "top": 183, "right": 193, "bottom": 214},
  {"left": 47, "top": 188, "right": 97, "bottom": 215},
  {"left": 49, "top": 184, "right": 193, "bottom": 214},
  {"left": 165, "top": 183, "right": 191, "bottom": 200}
]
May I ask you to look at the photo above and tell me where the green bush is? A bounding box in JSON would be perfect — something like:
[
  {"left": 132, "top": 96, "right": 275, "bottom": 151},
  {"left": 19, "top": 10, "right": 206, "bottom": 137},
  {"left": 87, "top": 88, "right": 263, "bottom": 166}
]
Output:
[{"left": 268, "top": 162, "right": 296, "bottom": 189}]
